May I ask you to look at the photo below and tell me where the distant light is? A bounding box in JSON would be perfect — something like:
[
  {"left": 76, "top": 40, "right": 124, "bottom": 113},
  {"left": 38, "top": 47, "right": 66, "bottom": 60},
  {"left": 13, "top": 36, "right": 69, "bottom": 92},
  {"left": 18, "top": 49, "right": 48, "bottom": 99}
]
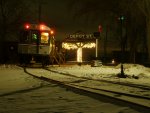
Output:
[
  {"left": 120, "top": 16, "right": 124, "bottom": 20},
  {"left": 118, "top": 16, "right": 125, "bottom": 21},
  {"left": 112, "top": 59, "right": 115, "bottom": 64},
  {"left": 98, "top": 25, "right": 102, "bottom": 32},
  {"left": 40, "top": 24, "right": 45, "bottom": 30},
  {"left": 50, "top": 30, "right": 54, "bottom": 35},
  {"left": 25, "top": 24, "right": 30, "bottom": 29}
]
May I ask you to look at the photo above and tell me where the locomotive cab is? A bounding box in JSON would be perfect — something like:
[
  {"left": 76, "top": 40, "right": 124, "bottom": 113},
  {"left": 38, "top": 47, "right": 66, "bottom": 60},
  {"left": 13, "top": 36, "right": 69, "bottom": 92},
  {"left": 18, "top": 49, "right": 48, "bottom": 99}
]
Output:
[{"left": 18, "top": 24, "right": 55, "bottom": 65}]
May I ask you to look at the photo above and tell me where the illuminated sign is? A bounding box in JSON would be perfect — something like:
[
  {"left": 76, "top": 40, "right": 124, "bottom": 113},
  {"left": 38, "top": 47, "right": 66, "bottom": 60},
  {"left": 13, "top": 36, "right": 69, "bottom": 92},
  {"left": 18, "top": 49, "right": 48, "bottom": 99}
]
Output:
[{"left": 69, "top": 34, "right": 93, "bottom": 39}]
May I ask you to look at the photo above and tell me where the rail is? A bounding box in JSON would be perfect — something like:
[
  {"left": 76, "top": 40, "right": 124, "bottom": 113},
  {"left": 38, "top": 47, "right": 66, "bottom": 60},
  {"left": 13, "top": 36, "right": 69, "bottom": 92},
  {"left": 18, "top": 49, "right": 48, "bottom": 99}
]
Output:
[{"left": 23, "top": 67, "right": 150, "bottom": 112}]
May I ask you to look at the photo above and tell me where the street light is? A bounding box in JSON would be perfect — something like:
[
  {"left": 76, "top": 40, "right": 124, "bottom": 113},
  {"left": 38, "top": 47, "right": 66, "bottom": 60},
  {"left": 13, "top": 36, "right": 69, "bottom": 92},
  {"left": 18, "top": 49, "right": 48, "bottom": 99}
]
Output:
[
  {"left": 118, "top": 15, "right": 125, "bottom": 21},
  {"left": 119, "top": 15, "right": 126, "bottom": 78}
]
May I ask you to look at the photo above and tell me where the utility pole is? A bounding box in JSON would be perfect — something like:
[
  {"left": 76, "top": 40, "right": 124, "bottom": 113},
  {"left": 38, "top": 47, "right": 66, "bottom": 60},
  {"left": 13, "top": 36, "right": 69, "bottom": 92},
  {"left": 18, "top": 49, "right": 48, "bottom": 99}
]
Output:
[
  {"left": 119, "top": 15, "right": 126, "bottom": 78},
  {"left": 38, "top": 0, "right": 42, "bottom": 23},
  {"left": 38, "top": 0, "right": 46, "bottom": 23},
  {"left": 94, "top": 31, "right": 101, "bottom": 60},
  {"left": 104, "top": 24, "right": 108, "bottom": 64},
  {"left": 38, "top": 3, "right": 41, "bottom": 23},
  {"left": 96, "top": 37, "right": 98, "bottom": 59}
]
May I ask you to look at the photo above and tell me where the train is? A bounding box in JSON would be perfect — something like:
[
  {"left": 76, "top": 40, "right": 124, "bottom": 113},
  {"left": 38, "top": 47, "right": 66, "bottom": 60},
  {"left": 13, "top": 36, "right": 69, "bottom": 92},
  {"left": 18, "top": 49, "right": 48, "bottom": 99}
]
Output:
[{"left": 18, "top": 23, "right": 55, "bottom": 66}]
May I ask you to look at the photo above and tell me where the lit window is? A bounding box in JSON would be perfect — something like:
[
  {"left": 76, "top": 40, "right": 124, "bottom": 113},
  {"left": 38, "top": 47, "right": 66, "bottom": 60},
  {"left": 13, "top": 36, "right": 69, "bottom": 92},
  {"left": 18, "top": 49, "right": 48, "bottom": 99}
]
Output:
[
  {"left": 31, "top": 31, "right": 39, "bottom": 44},
  {"left": 32, "top": 34, "right": 37, "bottom": 40},
  {"left": 41, "top": 32, "right": 49, "bottom": 44},
  {"left": 31, "top": 33, "right": 38, "bottom": 44}
]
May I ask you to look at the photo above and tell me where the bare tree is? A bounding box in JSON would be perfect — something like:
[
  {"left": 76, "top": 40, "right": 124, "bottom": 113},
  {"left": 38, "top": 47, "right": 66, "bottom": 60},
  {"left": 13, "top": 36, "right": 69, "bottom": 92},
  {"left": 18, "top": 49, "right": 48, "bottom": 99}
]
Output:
[
  {"left": 118, "top": 0, "right": 147, "bottom": 63},
  {"left": 69, "top": 0, "right": 147, "bottom": 63},
  {"left": 0, "top": 0, "right": 34, "bottom": 63},
  {"left": 135, "top": 0, "right": 150, "bottom": 61}
]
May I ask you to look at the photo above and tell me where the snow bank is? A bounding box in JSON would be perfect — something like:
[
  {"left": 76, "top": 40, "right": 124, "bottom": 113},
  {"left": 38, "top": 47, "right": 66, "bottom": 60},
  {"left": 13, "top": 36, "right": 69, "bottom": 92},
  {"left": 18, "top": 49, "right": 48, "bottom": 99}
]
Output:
[
  {"left": 121, "top": 64, "right": 150, "bottom": 78},
  {"left": 52, "top": 64, "right": 150, "bottom": 79},
  {"left": 0, "top": 64, "right": 22, "bottom": 70}
]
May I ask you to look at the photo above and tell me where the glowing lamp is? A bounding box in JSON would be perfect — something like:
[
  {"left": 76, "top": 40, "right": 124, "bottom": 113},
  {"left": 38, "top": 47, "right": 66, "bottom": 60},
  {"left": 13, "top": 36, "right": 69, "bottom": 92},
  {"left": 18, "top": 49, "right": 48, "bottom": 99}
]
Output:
[
  {"left": 112, "top": 59, "right": 115, "bottom": 64},
  {"left": 40, "top": 24, "right": 44, "bottom": 30},
  {"left": 118, "top": 16, "right": 125, "bottom": 21},
  {"left": 25, "top": 24, "right": 30, "bottom": 29},
  {"left": 50, "top": 30, "right": 54, "bottom": 35}
]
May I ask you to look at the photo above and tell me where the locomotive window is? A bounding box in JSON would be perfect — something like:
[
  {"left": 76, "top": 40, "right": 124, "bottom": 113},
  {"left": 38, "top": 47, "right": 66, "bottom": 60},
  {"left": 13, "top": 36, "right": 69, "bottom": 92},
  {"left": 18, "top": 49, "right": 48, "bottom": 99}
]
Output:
[
  {"left": 31, "top": 31, "right": 39, "bottom": 44},
  {"left": 20, "top": 31, "right": 30, "bottom": 43},
  {"left": 41, "top": 32, "right": 49, "bottom": 44},
  {"left": 31, "top": 33, "right": 38, "bottom": 44}
]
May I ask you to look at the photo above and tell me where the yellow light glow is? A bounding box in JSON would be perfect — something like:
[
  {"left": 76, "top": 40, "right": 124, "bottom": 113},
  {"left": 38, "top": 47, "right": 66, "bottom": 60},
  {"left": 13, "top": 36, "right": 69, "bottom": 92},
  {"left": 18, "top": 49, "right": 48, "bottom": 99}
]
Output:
[
  {"left": 77, "top": 48, "right": 82, "bottom": 62},
  {"left": 83, "top": 43, "right": 96, "bottom": 48},
  {"left": 62, "top": 43, "right": 78, "bottom": 50},
  {"left": 62, "top": 42, "right": 96, "bottom": 63},
  {"left": 112, "top": 59, "right": 115, "bottom": 64},
  {"left": 62, "top": 42, "right": 96, "bottom": 50},
  {"left": 42, "top": 32, "right": 49, "bottom": 36},
  {"left": 76, "top": 42, "right": 84, "bottom": 47},
  {"left": 50, "top": 30, "right": 54, "bottom": 35},
  {"left": 41, "top": 32, "right": 49, "bottom": 44}
]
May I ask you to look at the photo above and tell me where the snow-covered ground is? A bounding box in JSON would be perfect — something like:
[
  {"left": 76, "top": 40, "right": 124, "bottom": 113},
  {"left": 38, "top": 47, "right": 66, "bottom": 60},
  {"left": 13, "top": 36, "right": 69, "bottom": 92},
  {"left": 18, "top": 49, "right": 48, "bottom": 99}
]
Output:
[
  {"left": 27, "top": 64, "right": 150, "bottom": 107},
  {"left": 49, "top": 63, "right": 150, "bottom": 86},
  {"left": 0, "top": 65, "right": 43, "bottom": 95},
  {"left": 0, "top": 64, "right": 150, "bottom": 113}
]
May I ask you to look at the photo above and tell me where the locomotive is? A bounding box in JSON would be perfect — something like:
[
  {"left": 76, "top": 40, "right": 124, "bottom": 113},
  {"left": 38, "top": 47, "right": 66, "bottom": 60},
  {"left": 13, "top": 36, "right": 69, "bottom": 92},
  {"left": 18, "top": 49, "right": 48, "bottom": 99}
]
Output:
[{"left": 18, "top": 23, "right": 55, "bottom": 65}]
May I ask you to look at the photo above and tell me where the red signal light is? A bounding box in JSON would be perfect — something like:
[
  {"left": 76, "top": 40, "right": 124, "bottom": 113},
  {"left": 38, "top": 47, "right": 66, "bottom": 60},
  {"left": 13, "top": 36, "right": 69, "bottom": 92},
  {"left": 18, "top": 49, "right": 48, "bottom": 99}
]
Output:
[
  {"left": 98, "top": 25, "right": 102, "bottom": 32},
  {"left": 40, "top": 25, "right": 44, "bottom": 30},
  {"left": 25, "top": 24, "right": 30, "bottom": 29}
]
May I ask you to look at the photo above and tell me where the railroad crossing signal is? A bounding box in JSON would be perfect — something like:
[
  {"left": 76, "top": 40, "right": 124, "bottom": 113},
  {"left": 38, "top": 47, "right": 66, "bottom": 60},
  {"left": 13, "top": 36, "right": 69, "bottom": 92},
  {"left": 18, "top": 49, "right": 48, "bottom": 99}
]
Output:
[{"left": 98, "top": 25, "right": 102, "bottom": 33}]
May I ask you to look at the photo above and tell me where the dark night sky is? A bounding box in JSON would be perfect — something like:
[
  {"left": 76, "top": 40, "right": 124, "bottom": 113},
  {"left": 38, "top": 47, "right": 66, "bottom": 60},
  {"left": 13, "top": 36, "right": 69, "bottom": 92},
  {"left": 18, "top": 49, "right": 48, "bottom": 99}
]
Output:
[{"left": 36, "top": 0, "right": 100, "bottom": 41}]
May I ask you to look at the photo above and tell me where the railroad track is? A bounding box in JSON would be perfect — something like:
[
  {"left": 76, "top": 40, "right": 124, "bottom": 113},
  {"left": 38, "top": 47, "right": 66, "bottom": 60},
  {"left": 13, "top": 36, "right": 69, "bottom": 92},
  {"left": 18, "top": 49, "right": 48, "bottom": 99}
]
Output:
[
  {"left": 44, "top": 67, "right": 150, "bottom": 91},
  {"left": 24, "top": 67, "right": 150, "bottom": 112}
]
